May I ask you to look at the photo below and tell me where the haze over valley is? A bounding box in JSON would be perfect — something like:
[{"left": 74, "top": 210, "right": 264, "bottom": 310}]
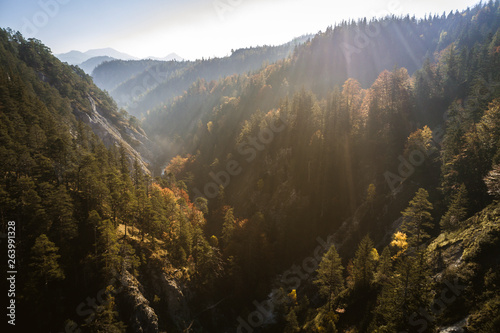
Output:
[{"left": 1, "top": 1, "right": 500, "bottom": 332}]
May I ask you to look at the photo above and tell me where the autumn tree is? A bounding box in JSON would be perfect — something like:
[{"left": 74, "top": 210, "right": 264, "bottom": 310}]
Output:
[
  {"left": 403, "top": 126, "right": 435, "bottom": 158},
  {"left": 341, "top": 78, "right": 364, "bottom": 134}
]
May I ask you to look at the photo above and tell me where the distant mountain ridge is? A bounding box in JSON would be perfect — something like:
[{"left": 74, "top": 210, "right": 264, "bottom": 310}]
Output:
[
  {"left": 56, "top": 48, "right": 184, "bottom": 65},
  {"left": 78, "top": 55, "right": 116, "bottom": 74},
  {"left": 144, "top": 53, "right": 184, "bottom": 61},
  {"left": 56, "top": 47, "right": 138, "bottom": 65},
  {"left": 91, "top": 34, "right": 313, "bottom": 115},
  {"left": 56, "top": 49, "right": 184, "bottom": 75}
]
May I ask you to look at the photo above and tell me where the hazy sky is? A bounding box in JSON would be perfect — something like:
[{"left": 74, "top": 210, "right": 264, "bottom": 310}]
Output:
[{"left": 0, "top": 0, "right": 482, "bottom": 60}]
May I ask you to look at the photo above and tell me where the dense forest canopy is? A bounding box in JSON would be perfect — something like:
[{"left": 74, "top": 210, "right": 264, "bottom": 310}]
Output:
[{"left": 1, "top": 1, "right": 500, "bottom": 332}]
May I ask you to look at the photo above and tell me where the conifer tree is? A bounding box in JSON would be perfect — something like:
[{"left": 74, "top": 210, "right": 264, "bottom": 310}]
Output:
[
  {"left": 314, "top": 245, "right": 344, "bottom": 310},
  {"left": 29, "top": 234, "right": 65, "bottom": 289},
  {"left": 401, "top": 188, "right": 434, "bottom": 247},
  {"left": 96, "top": 219, "right": 121, "bottom": 280},
  {"left": 85, "top": 286, "right": 126, "bottom": 333},
  {"left": 284, "top": 308, "right": 300, "bottom": 333},
  {"left": 221, "top": 207, "right": 236, "bottom": 247},
  {"left": 374, "top": 254, "right": 432, "bottom": 331},
  {"left": 351, "top": 235, "right": 376, "bottom": 289},
  {"left": 440, "top": 183, "right": 468, "bottom": 230},
  {"left": 375, "top": 246, "right": 392, "bottom": 283}
]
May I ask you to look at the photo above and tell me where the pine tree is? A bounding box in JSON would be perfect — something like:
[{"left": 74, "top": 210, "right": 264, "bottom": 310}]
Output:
[
  {"left": 440, "top": 183, "right": 468, "bottom": 230},
  {"left": 85, "top": 286, "right": 126, "bottom": 333},
  {"left": 401, "top": 188, "right": 434, "bottom": 247},
  {"left": 47, "top": 184, "right": 77, "bottom": 247},
  {"left": 351, "top": 235, "right": 376, "bottom": 289},
  {"left": 96, "top": 219, "right": 121, "bottom": 280},
  {"left": 29, "top": 234, "right": 65, "bottom": 289},
  {"left": 221, "top": 207, "right": 236, "bottom": 247},
  {"left": 314, "top": 245, "right": 344, "bottom": 310},
  {"left": 374, "top": 253, "right": 432, "bottom": 331},
  {"left": 284, "top": 308, "right": 300, "bottom": 333},
  {"left": 375, "top": 246, "right": 392, "bottom": 283}
]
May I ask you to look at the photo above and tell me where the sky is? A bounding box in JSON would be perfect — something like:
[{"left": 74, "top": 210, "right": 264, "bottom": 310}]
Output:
[{"left": 0, "top": 0, "right": 483, "bottom": 61}]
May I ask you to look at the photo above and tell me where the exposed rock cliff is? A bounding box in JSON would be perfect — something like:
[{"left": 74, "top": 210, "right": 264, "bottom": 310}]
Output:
[
  {"left": 118, "top": 270, "right": 160, "bottom": 333},
  {"left": 72, "top": 94, "right": 154, "bottom": 174}
]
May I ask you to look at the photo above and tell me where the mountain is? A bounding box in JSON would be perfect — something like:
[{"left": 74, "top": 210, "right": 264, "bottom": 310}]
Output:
[
  {"left": 139, "top": 2, "right": 500, "bottom": 331},
  {"left": 91, "top": 58, "right": 173, "bottom": 92},
  {"left": 56, "top": 47, "right": 137, "bottom": 65},
  {"left": 78, "top": 55, "right": 115, "bottom": 74},
  {"left": 84, "top": 47, "right": 138, "bottom": 60},
  {"left": 144, "top": 52, "right": 184, "bottom": 61},
  {"left": 2, "top": 1, "right": 500, "bottom": 332},
  {"left": 54, "top": 49, "right": 89, "bottom": 65},
  {"left": 92, "top": 34, "right": 312, "bottom": 116}
]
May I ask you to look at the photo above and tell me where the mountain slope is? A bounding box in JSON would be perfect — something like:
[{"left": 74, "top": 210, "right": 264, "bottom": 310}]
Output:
[
  {"left": 92, "top": 35, "right": 312, "bottom": 116},
  {"left": 139, "top": 3, "right": 500, "bottom": 330},
  {"left": 0, "top": 28, "right": 212, "bottom": 333},
  {"left": 78, "top": 55, "right": 116, "bottom": 74},
  {"left": 145, "top": 53, "right": 184, "bottom": 61},
  {"left": 56, "top": 47, "right": 137, "bottom": 65}
]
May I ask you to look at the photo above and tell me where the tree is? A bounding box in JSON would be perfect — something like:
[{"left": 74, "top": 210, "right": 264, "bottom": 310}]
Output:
[
  {"left": 401, "top": 188, "right": 434, "bottom": 247},
  {"left": 374, "top": 254, "right": 432, "bottom": 331},
  {"left": 96, "top": 219, "right": 121, "bottom": 280},
  {"left": 375, "top": 246, "right": 392, "bottom": 283},
  {"left": 440, "top": 183, "right": 468, "bottom": 230},
  {"left": 47, "top": 184, "right": 77, "bottom": 247},
  {"left": 351, "top": 235, "right": 377, "bottom": 289},
  {"left": 85, "top": 286, "right": 127, "bottom": 333},
  {"left": 29, "top": 234, "right": 65, "bottom": 289},
  {"left": 390, "top": 231, "right": 409, "bottom": 260},
  {"left": 314, "top": 245, "right": 344, "bottom": 310},
  {"left": 366, "top": 183, "right": 376, "bottom": 204},
  {"left": 221, "top": 207, "right": 236, "bottom": 247},
  {"left": 403, "top": 126, "right": 435, "bottom": 158},
  {"left": 284, "top": 308, "right": 300, "bottom": 333},
  {"left": 341, "top": 78, "right": 364, "bottom": 134}
]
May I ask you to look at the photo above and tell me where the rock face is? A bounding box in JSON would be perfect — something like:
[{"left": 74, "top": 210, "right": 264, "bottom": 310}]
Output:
[
  {"left": 142, "top": 266, "right": 191, "bottom": 331},
  {"left": 118, "top": 270, "right": 160, "bottom": 333},
  {"left": 157, "top": 272, "right": 191, "bottom": 328},
  {"left": 72, "top": 95, "right": 154, "bottom": 174}
]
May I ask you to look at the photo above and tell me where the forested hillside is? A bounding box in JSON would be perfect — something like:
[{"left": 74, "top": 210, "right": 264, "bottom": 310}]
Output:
[
  {"left": 92, "top": 36, "right": 311, "bottom": 117},
  {"left": 0, "top": 29, "right": 221, "bottom": 332},
  {"left": 1, "top": 1, "right": 500, "bottom": 332},
  {"left": 141, "top": 1, "right": 500, "bottom": 331}
]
